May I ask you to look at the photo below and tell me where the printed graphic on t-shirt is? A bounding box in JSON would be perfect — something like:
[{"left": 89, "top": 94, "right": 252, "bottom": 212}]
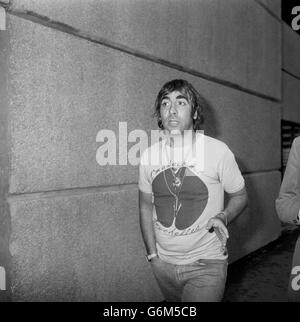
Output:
[{"left": 152, "top": 167, "right": 208, "bottom": 233}]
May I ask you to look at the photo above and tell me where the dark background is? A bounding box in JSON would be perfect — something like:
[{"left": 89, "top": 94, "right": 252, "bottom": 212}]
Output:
[{"left": 282, "top": 0, "right": 300, "bottom": 35}]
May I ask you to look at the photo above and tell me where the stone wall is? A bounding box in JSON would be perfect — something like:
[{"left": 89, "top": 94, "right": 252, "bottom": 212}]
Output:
[
  {"left": 0, "top": 0, "right": 282, "bottom": 301},
  {"left": 282, "top": 23, "right": 300, "bottom": 123}
]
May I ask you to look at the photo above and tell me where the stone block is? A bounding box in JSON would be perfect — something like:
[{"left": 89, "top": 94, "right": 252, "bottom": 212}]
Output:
[
  {"left": 9, "top": 172, "right": 283, "bottom": 300},
  {"left": 282, "top": 72, "right": 300, "bottom": 124},
  {"left": 9, "top": 188, "right": 163, "bottom": 301},
  {"left": 256, "top": 0, "right": 281, "bottom": 17},
  {"left": 7, "top": 16, "right": 281, "bottom": 193},
  {"left": 0, "top": 14, "right": 11, "bottom": 301},
  {"left": 283, "top": 23, "right": 300, "bottom": 79},
  {"left": 11, "top": 0, "right": 281, "bottom": 99}
]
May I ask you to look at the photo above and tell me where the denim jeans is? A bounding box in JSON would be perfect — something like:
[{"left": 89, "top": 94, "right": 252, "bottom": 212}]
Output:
[{"left": 151, "top": 257, "right": 228, "bottom": 302}]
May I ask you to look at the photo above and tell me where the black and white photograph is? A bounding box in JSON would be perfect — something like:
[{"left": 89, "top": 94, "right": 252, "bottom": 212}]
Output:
[{"left": 0, "top": 0, "right": 300, "bottom": 310}]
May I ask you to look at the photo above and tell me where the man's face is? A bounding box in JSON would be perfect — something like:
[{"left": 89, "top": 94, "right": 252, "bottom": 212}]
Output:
[{"left": 160, "top": 90, "right": 194, "bottom": 135}]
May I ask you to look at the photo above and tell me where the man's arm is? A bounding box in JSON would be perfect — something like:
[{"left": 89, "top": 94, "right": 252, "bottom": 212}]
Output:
[
  {"left": 139, "top": 190, "right": 157, "bottom": 257},
  {"left": 206, "top": 186, "right": 248, "bottom": 250},
  {"left": 276, "top": 138, "right": 300, "bottom": 225},
  {"left": 220, "top": 186, "right": 248, "bottom": 225}
]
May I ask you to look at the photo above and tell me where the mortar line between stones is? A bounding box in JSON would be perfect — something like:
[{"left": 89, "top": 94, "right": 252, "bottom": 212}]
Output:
[
  {"left": 242, "top": 169, "right": 281, "bottom": 176},
  {"left": 282, "top": 20, "right": 300, "bottom": 40},
  {"left": 282, "top": 68, "right": 300, "bottom": 82},
  {"left": 7, "top": 169, "right": 280, "bottom": 202},
  {"left": 3, "top": 7, "right": 280, "bottom": 104},
  {"left": 254, "top": 0, "right": 281, "bottom": 22},
  {"left": 7, "top": 183, "right": 138, "bottom": 201}
]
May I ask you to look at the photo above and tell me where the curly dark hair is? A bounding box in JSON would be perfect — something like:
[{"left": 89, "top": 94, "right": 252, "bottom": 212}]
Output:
[{"left": 153, "top": 79, "right": 205, "bottom": 131}]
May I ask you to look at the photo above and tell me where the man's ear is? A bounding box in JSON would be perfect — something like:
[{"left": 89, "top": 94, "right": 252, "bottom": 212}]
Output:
[{"left": 193, "top": 111, "right": 198, "bottom": 119}]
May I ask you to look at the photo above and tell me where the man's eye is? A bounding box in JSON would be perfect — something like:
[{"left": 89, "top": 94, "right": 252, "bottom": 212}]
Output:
[
  {"left": 178, "top": 100, "right": 187, "bottom": 106},
  {"left": 161, "top": 101, "right": 170, "bottom": 107}
]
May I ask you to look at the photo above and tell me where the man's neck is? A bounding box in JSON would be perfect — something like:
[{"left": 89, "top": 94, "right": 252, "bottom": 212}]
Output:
[{"left": 165, "top": 130, "right": 196, "bottom": 149}]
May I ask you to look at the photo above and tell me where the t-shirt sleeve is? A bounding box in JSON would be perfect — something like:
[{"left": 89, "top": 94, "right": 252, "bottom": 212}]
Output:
[
  {"left": 138, "top": 150, "right": 153, "bottom": 194},
  {"left": 218, "top": 146, "right": 245, "bottom": 193}
]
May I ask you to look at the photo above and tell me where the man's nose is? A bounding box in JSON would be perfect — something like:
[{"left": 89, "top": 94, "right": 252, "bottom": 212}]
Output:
[{"left": 169, "top": 102, "right": 177, "bottom": 115}]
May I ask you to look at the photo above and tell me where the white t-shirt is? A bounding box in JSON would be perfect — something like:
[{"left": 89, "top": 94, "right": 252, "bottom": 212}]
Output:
[{"left": 139, "top": 133, "right": 245, "bottom": 265}]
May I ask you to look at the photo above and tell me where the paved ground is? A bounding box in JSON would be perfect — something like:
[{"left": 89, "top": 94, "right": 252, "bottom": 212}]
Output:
[{"left": 223, "top": 225, "right": 300, "bottom": 302}]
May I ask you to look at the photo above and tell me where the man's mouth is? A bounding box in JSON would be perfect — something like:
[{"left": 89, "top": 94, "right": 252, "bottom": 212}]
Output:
[{"left": 168, "top": 119, "right": 180, "bottom": 126}]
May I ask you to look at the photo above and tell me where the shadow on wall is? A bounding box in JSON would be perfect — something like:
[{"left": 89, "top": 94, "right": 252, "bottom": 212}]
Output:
[
  {"left": 196, "top": 96, "right": 280, "bottom": 263},
  {"left": 202, "top": 97, "right": 220, "bottom": 139},
  {"left": 227, "top": 160, "right": 281, "bottom": 264},
  {"left": 201, "top": 96, "right": 278, "bottom": 262},
  {"left": 201, "top": 98, "right": 251, "bottom": 261},
  {"left": 226, "top": 157, "right": 252, "bottom": 262}
]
